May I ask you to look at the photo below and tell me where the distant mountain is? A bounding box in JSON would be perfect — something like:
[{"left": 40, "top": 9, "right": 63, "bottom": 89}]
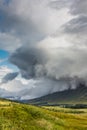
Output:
[
  {"left": 0, "top": 88, "right": 20, "bottom": 100},
  {"left": 25, "top": 83, "right": 87, "bottom": 105}
]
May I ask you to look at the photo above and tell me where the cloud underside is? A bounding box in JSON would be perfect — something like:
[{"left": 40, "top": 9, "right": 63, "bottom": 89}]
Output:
[{"left": 0, "top": 0, "right": 87, "bottom": 99}]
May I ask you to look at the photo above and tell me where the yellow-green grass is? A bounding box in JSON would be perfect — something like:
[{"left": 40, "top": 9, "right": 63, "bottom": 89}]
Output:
[{"left": 0, "top": 99, "right": 87, "bottom": 130}]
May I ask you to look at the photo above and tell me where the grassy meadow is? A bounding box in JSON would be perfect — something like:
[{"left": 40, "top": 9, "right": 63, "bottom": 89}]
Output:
[{"left": 0, "top": 99, "right": 87, "bottom": 130}]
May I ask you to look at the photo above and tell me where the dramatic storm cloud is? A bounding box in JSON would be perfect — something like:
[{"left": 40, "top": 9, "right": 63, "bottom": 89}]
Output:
[{"left": 0, "top": 0, "right": 87, "bottom": 99}]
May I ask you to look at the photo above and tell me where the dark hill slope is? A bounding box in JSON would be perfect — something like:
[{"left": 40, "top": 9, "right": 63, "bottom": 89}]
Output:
[{"left": 26, "top": 85, "right": 87, "bottom": 105}]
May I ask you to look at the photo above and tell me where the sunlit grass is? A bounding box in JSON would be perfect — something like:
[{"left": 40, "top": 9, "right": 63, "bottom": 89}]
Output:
[{"left": 0, "top": 99, "right": 87, "bottom": 130}]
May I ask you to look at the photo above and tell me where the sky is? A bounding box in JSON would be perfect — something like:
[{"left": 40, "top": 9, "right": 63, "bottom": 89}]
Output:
[{"left": 0, "top": 0, "right": 87, "bottom": 100}]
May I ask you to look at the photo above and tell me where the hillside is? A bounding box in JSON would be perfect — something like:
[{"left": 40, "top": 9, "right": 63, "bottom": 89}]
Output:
[
  {"left": 0, "top": 99, "right": 87, "bottom": 130},
  {"left": 27, "top": 84, "right": 87, "bottom": 105}
]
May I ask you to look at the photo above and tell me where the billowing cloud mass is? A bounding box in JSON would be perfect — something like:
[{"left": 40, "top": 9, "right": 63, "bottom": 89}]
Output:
[{"left": 0, "top": 0, "right": 87, "bottom": 99}]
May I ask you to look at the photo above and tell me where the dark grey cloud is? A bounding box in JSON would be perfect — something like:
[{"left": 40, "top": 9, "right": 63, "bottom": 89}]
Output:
[
  {"left": 70, "top": 0, "right": 87, "bottom": 15},
  {"left": 60, "top": 0, "right": 87, "bottom": 46},
  {"left": 49, "top": 0, "right": 87, "bottom": 16},
  {"left": 9, "top": 46, "right": 48, "bottom": 79},
  {"left": 9, "top": 45, "right": 87, "bottom": 82},
  {"left": 1, "top": 72, "right": 18, "bottom": 84},
  {"left": 0, "top": 9, "right": 44, "bottom": 43},
  {"left": 64, "top": 16, "right": 87, "bottom": 34}
]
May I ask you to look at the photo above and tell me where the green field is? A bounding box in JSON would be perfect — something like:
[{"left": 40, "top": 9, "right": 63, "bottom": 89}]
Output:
[{"left": 0, "top": 99, "right": 87, "bottom": 130}]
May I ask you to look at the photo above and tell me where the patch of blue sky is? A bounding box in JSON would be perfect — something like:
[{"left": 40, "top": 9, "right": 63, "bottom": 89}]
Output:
[
  {"left": 0, "top": 49, "right": 19, "bottom": 72},
  {"left": 0, "top": 49, "right": 9, "bottom": 59}
]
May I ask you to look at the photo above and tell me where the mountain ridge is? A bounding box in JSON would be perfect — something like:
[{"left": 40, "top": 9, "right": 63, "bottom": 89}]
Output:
[{"left": 24, "top": 83, "right": 87, "bottom": 105}]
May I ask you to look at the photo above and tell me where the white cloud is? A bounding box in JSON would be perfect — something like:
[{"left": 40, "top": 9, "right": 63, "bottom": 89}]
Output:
[
  {"left": 0, "top": 77, "right": 70, "bottom": 99},
  {"left": 0, "top": 66, "right": 13, "bottom": 82}
]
